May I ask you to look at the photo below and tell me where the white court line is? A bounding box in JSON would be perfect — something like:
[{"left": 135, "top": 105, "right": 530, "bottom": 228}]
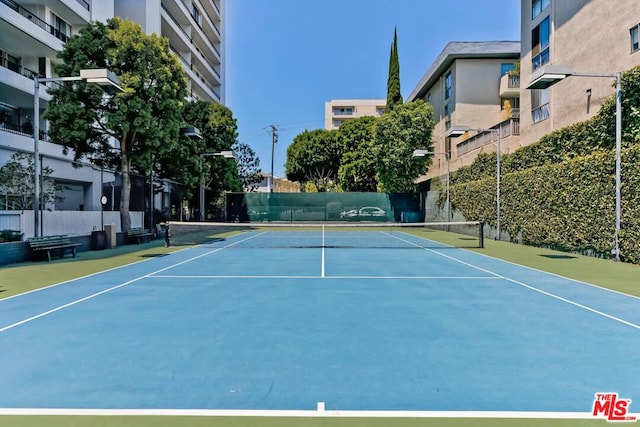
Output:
[
  {"left": 395, "top": 230, "right": 640, "bottom": 301},
  {"left": 0, "top": 232, "right": 267, "bottom": 333},
  {"left": 0, "top": 407, "right": 604, "bottom": 419},
  {"left": 387, "top": 232, "right": 640, "bottom": 331},
  {"left": 321, "top": 224, "right": 326, "bottom": 278},
  {"left": 151, "top": 275, "right": 500, "bottom": 280}
]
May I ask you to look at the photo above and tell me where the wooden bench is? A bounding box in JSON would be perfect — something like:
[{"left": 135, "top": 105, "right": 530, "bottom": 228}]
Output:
[
  {"left": 28, "top": 235, "right": 82, "bottom": 262},
  {"left": 127, "top": 228, "right": 153, "bottom": 244}
]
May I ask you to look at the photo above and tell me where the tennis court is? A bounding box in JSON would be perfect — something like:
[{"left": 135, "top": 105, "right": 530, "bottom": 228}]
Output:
[{"left": 0, "top": 224, "right": 639, "bottom": 422}]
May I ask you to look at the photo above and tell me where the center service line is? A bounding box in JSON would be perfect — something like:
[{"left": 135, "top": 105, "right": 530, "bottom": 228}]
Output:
[{"left": 321, "top": 224, "right": 326, "bottom": 278}]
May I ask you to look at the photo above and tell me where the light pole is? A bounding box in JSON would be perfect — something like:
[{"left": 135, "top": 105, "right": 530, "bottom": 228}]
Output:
[
  {"left": 199, "top": 150, "right": 235, "bottom": 221},
  {"left": 33, "top": 69, "right": 122, "bottom": 237},
  {"left": 412, "top": 149, "right": 451, "bottom": 222},
  {"left": 527, "top": 65, "right": 622, "bottom": 261},
  {"left": 447, "top": 125, "right": 502, "bottom": 240}
]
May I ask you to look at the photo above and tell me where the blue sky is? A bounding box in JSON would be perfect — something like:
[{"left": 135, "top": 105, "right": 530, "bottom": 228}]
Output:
[{"left": 225, "top": 0, "right": 521, "bottom": 178}]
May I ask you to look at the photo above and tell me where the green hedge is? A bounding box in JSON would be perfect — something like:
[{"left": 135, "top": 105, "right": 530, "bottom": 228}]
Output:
[
  {"left": 451, "top": 146, "right": 640, "bottom": 263},
  {"left": 446, "top": 65, "right": 640, "bottom": 264}
]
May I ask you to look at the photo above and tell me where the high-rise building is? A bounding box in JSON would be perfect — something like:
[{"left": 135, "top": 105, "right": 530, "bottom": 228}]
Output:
[
  {"left": 0, "top": 0, "right": 225, "bottom": 236},
  {"left": 114, "top": 0, "right": 224, "bottom": 103}
]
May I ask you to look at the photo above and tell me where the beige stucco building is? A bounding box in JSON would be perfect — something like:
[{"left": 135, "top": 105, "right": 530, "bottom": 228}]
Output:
[
  {"left": 407, "top": 41, "right": 521, "bottom": 182},
  {"left": 324, "top": 99, "right": 386, "bottom": 130},
  {"left": 520, "top": 0, "right": 640, "bottom": 146}
]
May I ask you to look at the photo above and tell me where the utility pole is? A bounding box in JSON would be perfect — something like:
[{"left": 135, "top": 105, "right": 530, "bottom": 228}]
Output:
[{"left": 269, "top": 124, "right": 279, "bottom": 192}]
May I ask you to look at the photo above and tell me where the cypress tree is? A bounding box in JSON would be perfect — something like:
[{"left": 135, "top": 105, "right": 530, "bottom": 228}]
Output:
[{"left": 386, "top": 27, "right": 403, "bottom": 112}]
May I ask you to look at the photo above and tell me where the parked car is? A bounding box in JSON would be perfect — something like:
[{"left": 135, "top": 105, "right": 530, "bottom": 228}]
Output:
[{"left": 340, "top": 206, "right": 387, "bottom": 219}]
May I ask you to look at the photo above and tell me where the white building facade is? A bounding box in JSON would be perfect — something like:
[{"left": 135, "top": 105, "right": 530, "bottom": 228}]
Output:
[{"left": 0, "top": 0, "right": 225, "bottom": 236}]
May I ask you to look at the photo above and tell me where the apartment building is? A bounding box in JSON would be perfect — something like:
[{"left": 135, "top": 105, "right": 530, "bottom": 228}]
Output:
[
  {"left": 0, "top": 0, "right": 225, "bottom": 236},
  {"left": 324, "top": 99, "right": 386, "bottom": 130},
  {"left": 520, "top": 0, "right": 640, "bottom": 146},
  {"left": 114, "top": 0, "right": 224, "bottom": 103},
  {"left": 407, "top": 41, "right": 521, "bottom": 182}
]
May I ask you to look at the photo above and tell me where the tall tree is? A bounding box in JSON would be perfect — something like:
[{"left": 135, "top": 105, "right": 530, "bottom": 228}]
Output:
[
  {"left": 45, "top": 17, "right": 188, "bottom": 231},
  {"left": 285, "top": 129, "right": 341, "bottom": 191},
  {"left": 337, "top": 116, "right": 379, "bottom": 192},
  {"left": 386, "top": 27, "right": 403, "bottom": 112},
  {"left": 180, "top": 100, "right": 243, "bottom": 202},
  {"left": 233, "top": 142, "right": 262, "bottom": 192},
  {"left": 375, "top": 100, "right": 435, "bottom": 193}
]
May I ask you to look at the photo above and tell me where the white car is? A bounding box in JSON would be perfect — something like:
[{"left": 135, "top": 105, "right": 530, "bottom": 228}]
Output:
[{"left": 340, "top": 206, "right": 387, "bottom": 219}]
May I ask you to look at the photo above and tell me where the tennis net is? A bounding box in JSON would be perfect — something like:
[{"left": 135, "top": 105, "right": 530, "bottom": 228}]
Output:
[{"left": 166, "top": 221, "right": 484, "bottom": 250}]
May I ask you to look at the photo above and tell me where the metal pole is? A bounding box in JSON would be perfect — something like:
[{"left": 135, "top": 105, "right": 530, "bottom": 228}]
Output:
[
  {"left": 101, "top": 165, "right": 104, "bottom": 230},
  {"left": 496, "top": 128, "right": 501, "bottom": 241},
  {"left": 33, "top": 77, "right": 40, "bottom": 237},
  {"left": 270, "top": 125, "right": 278, "bottom": 192},
  {"left": 446, "top": 151, "right": 450, "bottom": 222},
  {"left": 199, "top": 155, "right": 205, "bottom": 221},
  {"left": 149, "top": 168, "right": 153, "bottom": 228},
  {"left": 614, "top": 73, "right": 622, "bottom": 262}
]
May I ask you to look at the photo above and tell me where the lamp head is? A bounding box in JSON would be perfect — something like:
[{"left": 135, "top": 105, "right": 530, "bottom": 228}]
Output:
[
  {"left": 526, "top": 65, "right": 574, "bottom": 90},
  {"left": 445, "top": 125, "right": 471, "bottom": 138},
  {"left": 180, "top": 126, "right": 202, "bottom": 139},
  {"left": 79, "top": 69, "right": 123, "bottom": 94}
]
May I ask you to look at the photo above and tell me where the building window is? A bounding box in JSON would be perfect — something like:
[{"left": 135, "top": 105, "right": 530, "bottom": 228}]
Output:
[
  {"left": 532, "top": 0, "right": 550, "bottom": 19},
  {"left": 426, "top": 93, "right": 431, "bottom": 104},
  {"left": 532, "top": 16, "right": 550, "bottom": 70},
  {"left": 631, "top": 25, "right": 639, "bottom": 52},
  {"left": 191, "top": 4, "right": 202, "bottom": 27},
  {"left": 50, "top": 12, "right": 71, "bottom": 42},
  {"left": 376, "top": 107, "right": 385, "bottom": 115},
  {"left": 444, "top": 72, "right": 452, "bottom": 100},
  {"left": 333, "top": 119, "right": 345, "bottom": 127},
  {"left": 333, "top": 107, "right": 353, "bottom": 116},
  {"left": 531, "top": 89, "right": 550, "bottom": 124},
  {"left": 501, "top": 63, "right": 516, "bottom": 75}
]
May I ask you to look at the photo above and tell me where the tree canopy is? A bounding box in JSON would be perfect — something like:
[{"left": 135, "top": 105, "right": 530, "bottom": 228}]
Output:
[
  {"left": 233, "top": 142, "right": 262, "bottom": 192},
  {"left": 375, "top": 100, "right": 435, "bottom": 193},
  {"left": 180, "top": 100, "right": 243, "bottom": 201},
  {"left": 45, "top": 17, "right": 188, "bottom": 231},
  {"left": 337, "top": 116, "right": 378, "bottom": 192},
  {"left": 285, "top": 129, "right": 341, "bottom": 191},
  {"left": 0, "top": 153, "right": 61, "bottom": 210}
]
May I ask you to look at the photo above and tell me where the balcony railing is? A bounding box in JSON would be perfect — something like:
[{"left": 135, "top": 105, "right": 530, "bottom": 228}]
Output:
[
  {"left": 0, "top": 0, "right": 70, "bottom": 43},
  {"left": 0, "top": 57, "right": 64, "bottom": 89},
  {"left": 74, "top": 0, "right": 90, "bottom": 11},
  {"left": 0, "top": 121, "right": 50, "bottom": 142},
  {"left": 0, "top": 57, "right": 37, "bottom": 79},
  {"left": 455, "top": 118, "right": 520, "bottom": 157}
]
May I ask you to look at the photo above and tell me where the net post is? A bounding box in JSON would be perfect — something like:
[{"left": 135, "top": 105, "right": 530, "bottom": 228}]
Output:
[{"left": 479, "top": 222, "right": 484, "bottom": 248}]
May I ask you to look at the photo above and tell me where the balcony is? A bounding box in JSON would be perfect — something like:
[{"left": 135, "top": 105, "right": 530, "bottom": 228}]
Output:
[
  {"left": 455, "top": 118, "right": 520, "bottom": 157},
  {"left": 499, "top": 73, "right": 520, "bottom": 98},
  {"left": 0, "top": 0, "right": 71, "bottom": 43}
]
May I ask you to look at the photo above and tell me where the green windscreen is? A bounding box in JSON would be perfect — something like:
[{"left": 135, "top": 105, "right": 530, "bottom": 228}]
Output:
[{"left": 226, "top": 192, "right": 421, "bottom": 223}]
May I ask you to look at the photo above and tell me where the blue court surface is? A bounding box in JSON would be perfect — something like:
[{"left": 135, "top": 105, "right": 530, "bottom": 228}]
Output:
[{"left": 1, "top": 229, "right": 639, "bottom": 416}]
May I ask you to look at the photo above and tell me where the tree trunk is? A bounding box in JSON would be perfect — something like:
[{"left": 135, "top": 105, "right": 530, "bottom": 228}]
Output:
[{"left": 120, "top": 150, "right": 132, "bottom": 232}]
